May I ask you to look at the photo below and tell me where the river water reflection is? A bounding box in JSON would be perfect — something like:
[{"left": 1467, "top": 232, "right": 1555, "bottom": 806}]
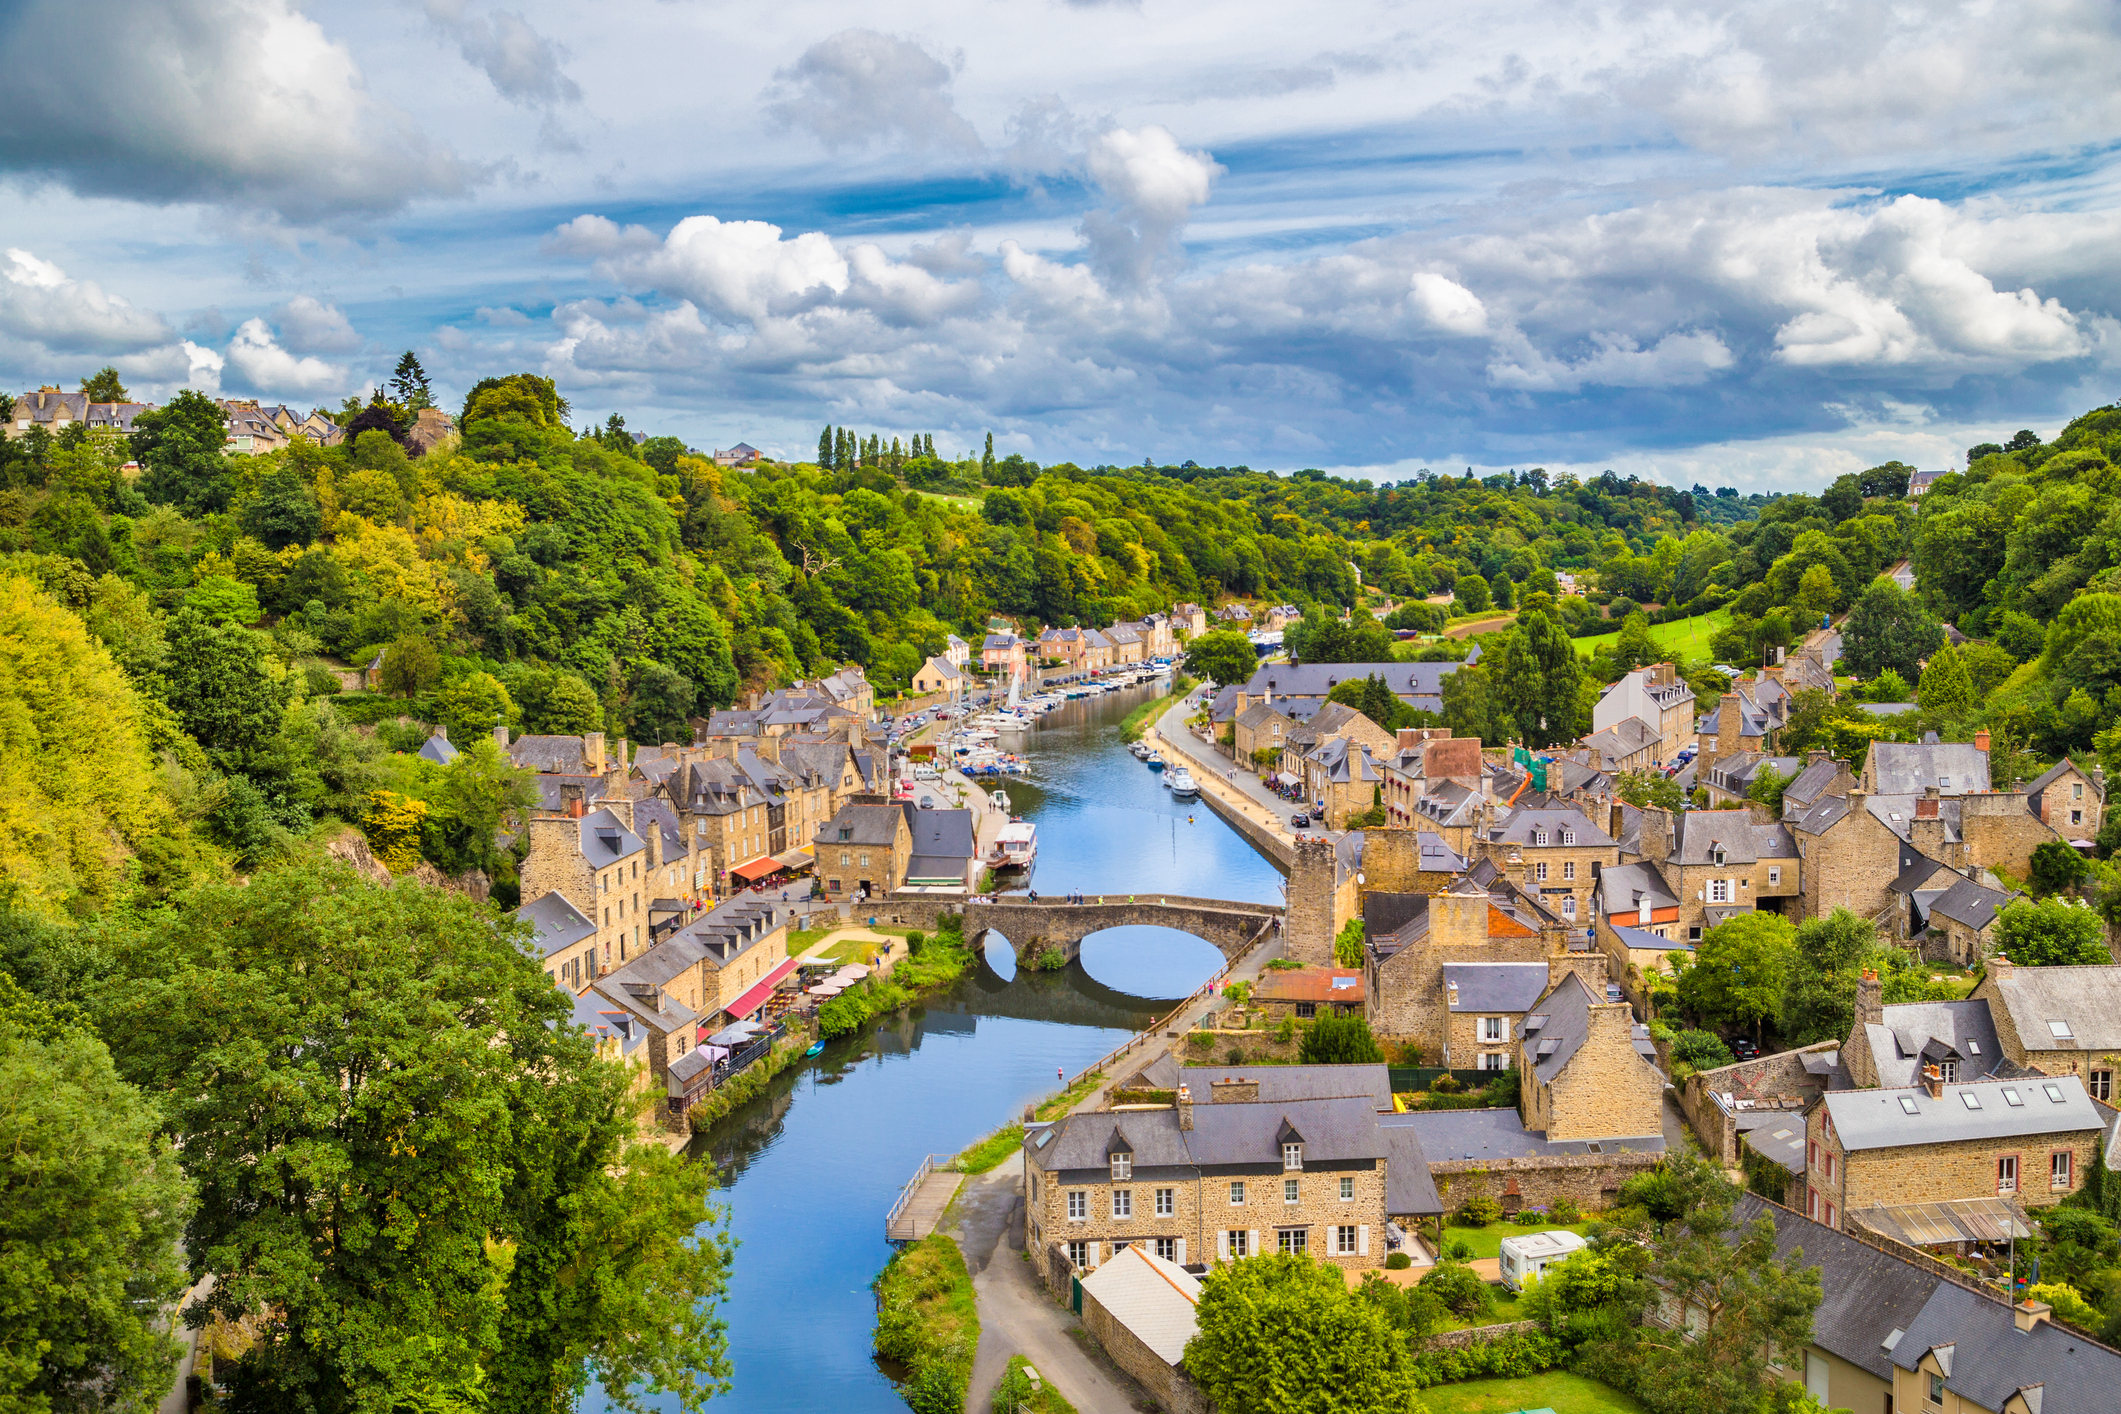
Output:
[{"left": 607, "top": 682, "right": 1283, "bottom": 1412}]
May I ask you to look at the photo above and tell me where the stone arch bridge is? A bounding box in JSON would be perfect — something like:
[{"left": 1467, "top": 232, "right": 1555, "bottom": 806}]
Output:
[{"left": 870, "top": 894, "right": 1284, "bottom": 967}]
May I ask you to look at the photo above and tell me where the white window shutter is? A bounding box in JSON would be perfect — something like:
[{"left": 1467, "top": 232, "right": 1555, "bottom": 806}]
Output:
[
  {"left": 1249, "top": 1230, "right": 1259, "bottom": 1259},
  {"left": 1089, "top": 1242, "right": 1101, "bottom": 1268},
  {"left": 1502, "top": 1018, "right": 1512, "bottom": 1042},
  {"left": 1176, "top": 1238, "right": 1186, "bottom": 1264},
  {"left": 1217, "top": 1230, "right": 1229, "bottom": 1261},
  {"left": 1358, "top": 1225, "right": 1369, "bottom": 1256}
]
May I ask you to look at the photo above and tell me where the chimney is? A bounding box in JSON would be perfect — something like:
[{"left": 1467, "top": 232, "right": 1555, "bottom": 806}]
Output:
[
  {"left": 1639, "top": 805, "right": 1673, "bottom": 864},
  {"left": 615, "top": 738, "right": 630, "bottom": 776},
  {"left": 584, "top": 731, "right": 606, "bottom": 777},
  {"left": 1856, "top": 968, "right": 1883, "bottom": 1034},
  {"left": 1916, "top": 787, "right": 1940, "bottom": 820},
  {"left": 493, "top": 723, "right": 511, "bottom": 748},
  {"left": 434, "top": 724, "right": 449, "bottom": 742},
  {"left": 1990, "top": 954, "right": 2014, "bottom": 981},
  {"left": 1176, "top": 1084, "right": 1193, "bottom": 1130},
  {"left": 1716, "top": 690, "right": 1743, "bottom": 761},
  {"left": 2015, "top": 1299, "right": 2052, "bottom": 1334},
  {"left": 562, "top": 782, "right": 586, "bottom": 818},
  {"left": 1587, "top": 746, "right": 1604, "bottom": 773},
  {"left": 1975, "top": 728, "right": 1991, "bottom": 754},
  {"left": 1922, "top": 1063, "right": 1944, "bottom": 1099},
  {"left": 1610, "top": 800, "right": 1625, "bottom": 842}
]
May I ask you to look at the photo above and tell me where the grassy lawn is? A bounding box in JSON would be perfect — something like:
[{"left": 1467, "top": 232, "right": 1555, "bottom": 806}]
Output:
[
  {"left": 1419, "top": 1372, "right": 1644, "bottom": 1414},
  {"left": 1435, "top": 1288, "right": 1523, "bottom": 1331},
  {"left": 1440, "top": 1219, "right": 1593, "bottom": 1262},
  {"left": 996, "top": 1355, "right": 1078, "bottom": 1414},
  {"left": 1572, "top": 607, "right": 1731, "bottom": 663}
]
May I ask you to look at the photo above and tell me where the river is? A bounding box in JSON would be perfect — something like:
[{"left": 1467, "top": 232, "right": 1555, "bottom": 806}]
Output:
[{"left": 609, "top": 682, "right": 1284, "bottom": 1412}]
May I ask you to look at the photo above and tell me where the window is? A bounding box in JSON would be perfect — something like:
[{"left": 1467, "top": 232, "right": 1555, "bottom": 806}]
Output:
[
  {"left": 1998, "top": 1155, "right": 2019, "bottom": 1194},
  {"left": 1068, "top": 1191, "right": 1087, "bottom": 1221},
  {"left": 2076, "top": 782, "right": 2086, "bottom": 799},
  {"left": 1709, "top": 879, "right": 1732, "bottom": 904},
  {"left": 1230, "top": 1181, "right": 1246, "bottom": 1205},
  {"left": 1340, "top": 1177, "right": 1355, "bottom": 1201},
  {"left": 1480, "top": 1052, "right": 1508, "bottom": 1071},
  {"left": 1284, "top": 1178, "right": 1300, "bottom": 1204},
  {"left": 1113, "top": 1189, "right": 1132, "bottom": 1218},
  {"left": 1808, "top": 1140, "right": 1818, "bottom": 1171},
  {"left": 1111, "top": 1154, "right": 1132, "bottom": 1181},
  {"left": 2074, "top": 809, "right": 2085, "bottom": 825},
  {"left": 1226, "top": 1230, "right": 1250, "bottom": 1258},
  {"left": 1155, "top": 1237, "right": 1177, "bottom": 1261},
  {"left": 1481, "top": 1016, "right": 1506, "bottom": 1042},
  {"left": 1295, "top": 1001, "right": 1316, "bottom": 1018},
  {"left": 1562, "top": 896, "right": 1577, "bottom": 919},
  {"left": 1961, "top": 1089, "right": 1979, "bottom": 1110},
  {"left": 2003, "top": 1087, "right": 2024, "bottom": 1107},
  {"left": 1928, "top": 1373, "right": 1944, "bottom": 1406},
  {"left": 1899, "top": 1095, "right": 1920, "bottom": 1114},
  {"left": 2053, "top": 1151, "right": 2074, "bottom": 1190},
  {"left": 1563, "top": 860, "right": 1575, "bottom": 880},
  {"left": 2093, "top": 1070, "right": 2113, "bottom": 1102},
  {"left": 1768, "top": 866, "right": 1781, "bottom": 887},
  {"left": 1156, "top": 1187, "right": 1174, "bottom": 1216},
  {"left": 1534, "top": 861, "right": 1549, "bottom": 881},
  {"left": 827, "top": 878, "right": 840, "bottom": 893},
  {"left": 1336, "top": 1224, "right": 1359, "bottom": 1255},
  {"left": 2049, "top": 1020, "right": 2075, "bottom": 1040},
  {"left": 1713, "top": 847, "right": 1726, "bottom": 865},
  {"left": 1278, "top": 1228, "right": 1308, "bottom": 1255},
  {"left": 1068, "top": 1240, "right": 1089, "bottom": 1270},
  {"left": 1561, "top": 829, "right": 1576, "bottom": 846},
  {"left": 858, "top": 853, "right": 871, "bottom": 867},
  {"left": 1823, "top": 1149, "right": 1833, "bottom": 1181},
  {"left": 1283, "top": 1143, "right": 1303, "bottom": 1171},
  {"left": 1533, "top": 829, "right": 1549, "bottom": 846},
  {"left": 2044, "top": 1083, "right": 2067, "bottom": 1102}
]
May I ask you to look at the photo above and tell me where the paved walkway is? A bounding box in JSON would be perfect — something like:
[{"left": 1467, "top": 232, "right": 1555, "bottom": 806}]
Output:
[
  {"left": 949, "top": 1153, "right": 1151, "bottom": 1414},
  {"left": 1148, "top": 700, "right": 1348, "bottom": 852}
]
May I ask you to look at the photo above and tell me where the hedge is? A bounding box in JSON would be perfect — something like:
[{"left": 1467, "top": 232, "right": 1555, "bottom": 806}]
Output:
[{"left": 1407, "top": 1329, "right": 1566, "bottom": 1389}]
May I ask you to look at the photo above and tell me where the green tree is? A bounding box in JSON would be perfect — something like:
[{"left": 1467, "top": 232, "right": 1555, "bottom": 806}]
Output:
[
  {"left": 1333, "top": 918, "right": 1365, "bottom": 967},
  {"left": 1612, "top": 611, "right": 1659, "bottom": 673},
  {"left": 1616, "top": 1152, "right": 1823, "bottom": 1414},
  {"left": 1679, "top": 913, "right": 1797, "bottom": 1040},
  {"left": 1453, "top": 572, "right": 1492, "bottom": 615},
  {"left": 380, "top": 633, "right": 443, "bottom": 697},
  {"left": 431, "top": 671, "right": 518, "bottom": 741},
  {"left": 418, "top": 739, "right": 538, "bottom": 879},
  {"left": 241, "top": 466, "right": 324, "bottom": 550},
  {"left": 1746, "top": 763, "right": 1790, "bottom": 815},
  {"left": 1184, "top": 1254, "right": 1419, "bottom": 1414},
  {"left": 1299, "top": 1014, "right": 1384, "bottom": 1064},
  {"left": 1491, "top": 607, "right": 1583, "bottom": 747},
  {"left": 1794, "top": 563, "right": 1836, "bottom": 623},
  {"left": 1670, "top": 1028, "right": 1736, "bottom": 1071},
  {"left": 1993, "top": 897, "right": 2108, "bottom": 965},
  {"left": 187, "top": 573, "right": 261, "bottom": 623},
  {"left": 0, "top": 975, "right": 191, "bottom": 1411},
  {"left": 1839, "top": 579, "right": 1944, "bottom": 684},
  {"left": 513, "top": 666, "right": 605, "bottom": 735},
  {"left": 389, "top": 350, "right": 435, "bottom": 415},
  {"left": 1615, "top": 768, "right": 1683, "bottom": 810},
  {"left": 133, "top": 389, "right": 233, "bottom": 516},
  {"left": 2028, "top": 840, "right": 2091, "bottom": 899},
  {"left": 1182, "top": 629, "right": 1257, "bottom": 687},
  {"left": 1863, "top": 668, "right": 1912, "bottom": 702},
  {"left": 163, "top": 608, "right": 285, "bottom": 772},
  {"left": 1778, "top": 908, "right": 1877, "bottom": 1045},
  {"left": 78, "top": 366, "right": 129, "bottom": 402},
  {"left": 1440, "top": 661, "right": 1506, "bottom": 744},
  {"left": 1916, "top": 642, "right": 1975, "bottom": 717},
  {"left": 95, "top": 860, "right": 734, "bottom": 1411}
]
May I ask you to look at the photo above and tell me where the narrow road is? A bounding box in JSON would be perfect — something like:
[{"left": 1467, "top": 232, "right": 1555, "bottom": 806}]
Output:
[{"left": 950, "top": 1152, "right": 1151, "bottom": 1414}]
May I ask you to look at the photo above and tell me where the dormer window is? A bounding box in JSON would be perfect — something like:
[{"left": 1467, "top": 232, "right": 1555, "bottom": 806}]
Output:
[
  {"left": 1111, "top": 1153, "right": 1131, "bottom": 1180},
  {"left": 1283, "top": 1143, "right": 1303, "bottom": 1171},
  {"left": 1533, "top": 830, "right": 1548, "bottom": 846},
  {"left": 1561, "top": 829, "right": 1576, "bottom": 845},
  {"left": 1712, "top": 847, "right": 1726, "bottom": 865}
]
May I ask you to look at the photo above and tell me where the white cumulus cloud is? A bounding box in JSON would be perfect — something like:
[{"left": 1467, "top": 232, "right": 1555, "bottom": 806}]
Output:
[
  {"left": 766, "top": 30, "right": 982, "bottom": 154},
  {"left": 0, "top": 247, "right": 173, "bottom": 352},
  {"left": 272, "top": 295, "right": 363, "bottom": 355},
  {"left": 225, "top": 317, "right": 349, "bottom": 397}
]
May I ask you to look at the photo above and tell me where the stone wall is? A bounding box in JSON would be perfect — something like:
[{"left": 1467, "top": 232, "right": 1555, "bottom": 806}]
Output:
[
  {"left": 1081, "top": 1284, "right": 1213, "bottom": 1414},
  {"left": 1285, "top": 836, "right": 1338, "bottom": 966},
  {"left": 1960, "top": 791, "right": 2064, "bottom": 879},
  {"left": 1429, "top": 1150, "right": 1664, "bottom": 1213},
  {"left": 1360, "top": 828, "right": 1456, "bottom": 896},
  {"left": 1419, "top": 1320, "right": 1539, "bottom": 1352},
  {"left": 1678, "top": 1042, "right": 1838, "bottom": 1165},
  {"left": 1530, "top": 999, "right": 1667, "bottom": 1143}
]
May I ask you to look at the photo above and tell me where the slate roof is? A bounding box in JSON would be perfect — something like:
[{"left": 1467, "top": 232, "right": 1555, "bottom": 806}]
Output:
[
  {"left": 632, "top": 796, "right": 687, "bottom": 857},
  {"left": 1984, "top": 965, "right": 2121, "bottom": 1051},
  {"left": 517, "top": 891, "right": 595, "bottom": 960},
  {"left": 1385, "top": 1105, "right": 1663, "bottom": 1160},
  {"left": 1236, "top": 702, "right": 1288, "bottom": 732},
  {"left": 1373, "top": 1118, "right": 1444, "bottom": 1215},
  {"left": 1732, "top": 1196, "right": 1948, "bottom": 1383},
  {"left": 1416, "top": 831, "right": 1467, "bottom": 873},
  {"left": 1489, "top": 806, "right": 1612, "bottom": 847},
  {"left": 510, "top": 734, "right": 597, "bottom": 774},
  {"left": 1927, "top": 876, "right": 2012, "bottom": 933},
  {"left": 1870, "top": 741, "right": 1990, "bottom": 796},
  {"left": 817, "top": 802, "right": 911, "bottom": 847},
  {"left": 579, "top": 806, "right": 645, "bottom": 863},
  {"left": 1027, "top": 1096, "right": 1393, "bottom": 1178},
  {"left": 1207, "top": 684, "right": 1243, "bottom": 722},
  {"left": 1133, "top": 1057, "right": 1393, "bottom": 1108},
  {"left": 1523, "top": 971, "right": 1598, "bottom": 1085},
  {"left": 1851, "top": 1000, "right": 2009, "bottom": 1088},
  {"left": 1583, "top": 716, "right": 1660, "bottom": 760},
  {"left": 1241, "top": 661, "right": 1461, "bottom": 713},
  {"left": 1822, "top": 1074, "right": 2099, "bottom": 1152},
  {"left": 1307, "top": 735, "right": 1380, "bottom": 784},
  {"left": 1782, "top": 759, "right": 1844, "bottom": 812},
  {"left": 1741, "top": 1120, "right": 1809, "bottom": 1176},
  {"left": 1613, "top": 922, "right": 1689, "bottom": 954},
  {"left": 1598, "top": 861, "right": 1679, "bottom": 918},
  {"left": 1442, "top": 962, "right": 1552, "bottom": 1013},
  {"left": 417, "top": 731, "right": 459, "bottom": 765},
  {"left": 1889, "top": 1277, "right": 2121, "bottom": 1412},
  {"left": 1411, "top": 780, "right": 1482, "bottom": 827},
  {"left": 1670, "top": 813, "right": 1797, "bottom": 864}
]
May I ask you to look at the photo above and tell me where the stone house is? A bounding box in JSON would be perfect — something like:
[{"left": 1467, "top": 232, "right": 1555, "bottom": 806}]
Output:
[
  {"left": 1693, "top": 681, "right": 1778, "bottom": 781},
  {"left": 1971, "top": 959, "right": 2121, "bottom": 1099},
  {"left": 1251, "top": 966, "right": 1365, "bottom": 1021},
  {"left": 1216, "top": 602, "right": 1253, "bottom": 625},
  {"left": 1022, "top": 1086, "right": 1441, "bottom": 1285},
  {"left": 520, "top": 801, "right": 651, "bottom": 985},
  {"left": 1075, "top": 1246, "right": 1210, "bottom": 1414},
  {"left": 1923, "top": 874, "right": 2015, "bottom": 966},
  {"left": 1656, "top": 809, "right": 1802, "bottom": 942},
  {"left": 1842, "top": 974, "right": 2010, "bottom": 1092},
  {"left": 1379, "top": 729, "right": 1484, "bottom": 825},
  {"left": 903, "top": 808, "right": 979, "bottom": 894},
  {"left": 1518, "top": 970, "right": 1667, "bottom": 1146},
  {"left": 1236, "top": 661, "right": 1461, "bottom": 721},
  {"left": 1475, "top": 804, "right": 1619, "bottom": 937},
  {"left": 1404, "top": 781, "right": 1489, "bottom": 856},
  {"left": 1801, "top": 1073, "right": 2103, "bottom": 1231},
  {"left": 910, "top": 655, "right": 962, "bottom": 697},
  {"left": 981, "top": 633, "right": 1025, "bottom": 674},
  {"left": 519, "top": 890, "right": 600, "bottom": 992},
  {"left": 658, "top": 748, "right": 820, "bottom": 894},
  {"left": 1791, "top": 790, "right": 1909, "bottom": 924},
  {"left": 1699, "top": 751, "right": 1802, "bottom": 808},
  {"left": 1036, "top": 626, "right": 1082, "bottom": 669},
  {"left": 1442, "top": 961, "right": 1553, "bottom": 1071},
  {"left": 1232, "top": 702, "right": 1293, "bottom": 768},
  {"left": 1579, "top": 716, "right": 1661, "bottom": 774},
  {"left": 1864, "top": 737, "right": 1991, "bottom": 798},
  {"left": 1592, "top": 663, "right": 1697, "bottom": 766},
  {"left": 1140, "top": 613, "right": 1177, "bottom": 659},
  {"left": 1172, "top": 603, "right": 1208, "bottom": 639},
  {"left": 1593, "top": 860, "right": 1686, "bottom": 1008},
  {"left": 1080, "top": 627, "right": 1114, "bottom": 671},
  {"left": 2026, "top": 757, "right": 2103, "bottom": 841},
  {"left": 1106, "top": 622, "right": 1147, "bottom": 664},
  {"left": 813, "top": 802, "right": 914, "bottom": 900},
  {"left": 1297, "top": 736, "right": 1383, "bottom": 829},
  {"left": 1353, "top": 825, "right": 1469, "bottom": 897}
]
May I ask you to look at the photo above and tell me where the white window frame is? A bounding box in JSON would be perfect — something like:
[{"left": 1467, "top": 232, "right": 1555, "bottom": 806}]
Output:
[
  {"left": 1113, "top": 1189, "right": 1132, "bottom": 1218},
  {"left": 1283, "top": 1143, "right": 1303, "bottom": 1171},
  {"left": 1561, "top": 829, "right": 1576, "bottom": 846},
  {"left": 1562, "top": 860, "right": 1575, "bottom": 880},
  {"left": 1068, "top": 1240, "right": 1088, "bottom": 1270},
  {"left": 1562, "top": 896, "right": 1577, "bottom": 919},
  {"left": 1111, "top": 1154, "right": 1132, "bottom": 1181},
  {"left": 1709, "top": 878, "right": 1732, "bottom": 904},
  {"left": 1068, "top": 1191, "right": 1087, "bottom": 1221},
  {"left": 1155, "top": 1187, "right": 1174, "bottom": 1216},
  {"left": 1277, "top": 1228, "right": 1308, "bottom": 1255},
  {"left": 1534, "top": 861, "right": 1549, "bottom": 882},
  {"left": 2053, "top": 1151, "right": 2073, "bottom": 1190},
  {"left": 1229, "top": 1181, "right": 1245, "bottom": 1205},
  {"left": 1284, "top": 1178, "right": 1300, "bottom": 1204},
  {"left": 1340, "top": 1176, "right": 1354, "bottom": 1202},
  {"left": 1998, "top": 1155, "right": 2019, "bottom": 1194},
  {"left": 1768, "top": 866, "right": 1781, "bottom": 887}
]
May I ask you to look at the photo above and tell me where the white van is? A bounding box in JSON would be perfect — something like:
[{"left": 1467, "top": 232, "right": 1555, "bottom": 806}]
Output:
[{"left": 1497, "top": 1229, "right": 1588, "bottom": 1292}]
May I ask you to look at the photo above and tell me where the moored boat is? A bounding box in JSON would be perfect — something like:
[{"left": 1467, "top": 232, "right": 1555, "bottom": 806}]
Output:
[
  {"left": 1169, "top": 767, "right": 1198, "bottom": 798},
  {"left": 1146, "top": 752, "right": 1165, "bottom": 772}
]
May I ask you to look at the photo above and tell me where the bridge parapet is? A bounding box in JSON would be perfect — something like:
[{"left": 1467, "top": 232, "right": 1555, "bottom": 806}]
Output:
[{"left": 962, "top": 896, "right": 1283, "bottom": 965}]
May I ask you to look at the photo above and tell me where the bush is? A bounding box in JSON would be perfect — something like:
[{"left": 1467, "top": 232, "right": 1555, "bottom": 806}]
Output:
[
  {"left": 1385, "top": 1252, "right": 1412, "bottom": 1270},
  {"left": 1186, "top": 1031, "right": 1214, "bottom": 1053},
  {"left": 1299, "top": 1014, "right": 1385, "bottom": 1064},
  {"left": 1407, "top": 1329, "right": 1566, "bottom": 1389},
  {"left": 905, "top": 930, "right": 927, "bottom": 955},
  {"left": 1548, "top": 1196, "right": 1581, "bottom": 1224},
  {"left": 1455, "top": 1194, "right": 1502, "bottom": 1227},
  {"left": 1416, "top": 1261, "right": 1491, "bottom": 1318},
  {"left": 1444, "top": 1239, "right": 1475, "bottom": 1262},
  {"left": 1670, "top": 1028, "right": 1736, "bottom": 1071},
  {"left": 1225, "top": 1047, "right": 1247, "bottom": 1067},
  {"left": 1431, "top": 1074, "right": 1462, "bottom": 1094}
]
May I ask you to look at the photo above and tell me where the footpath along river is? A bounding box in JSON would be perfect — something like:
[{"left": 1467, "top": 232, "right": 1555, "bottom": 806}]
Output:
[{"left": 597, "top": 681, "right": 1283, "bottom": 1412}]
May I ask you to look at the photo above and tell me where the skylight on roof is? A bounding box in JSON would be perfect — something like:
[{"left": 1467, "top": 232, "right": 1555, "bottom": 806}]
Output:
[
  {"left": 2045, "top": 1084, "right": 2067, "bottom": 1103},
  {"left": 1967, "top": 1040, "right": 1980, "bottom": 1055},
  {"left": 1899, "top": 1096, "right": 1920, "bottom": 1114},
  {"left": 1961, "top": 1092, "right": 1982, "bottom": 1110},
  {"left": 1331, "top": 977, "right": 1356, "bottom": 989},
  {"left": 2003, "top": 1089, "right": 2023, "bottom": 1107},
  {"left": 2049, "top": 1020, "right": 2074, "bottom": 1039}
]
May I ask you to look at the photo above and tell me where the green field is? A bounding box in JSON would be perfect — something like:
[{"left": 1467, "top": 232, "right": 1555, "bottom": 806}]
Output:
[
  {"left": 1439, "top": 1219, "right": 1593, "bottom": 1262},
  {"left": 1419, "top": 1372, "right": 1645, "bottom": 1414},
  {"left": 1571, "top": 608, "right": 1731, "bottom": 664}
]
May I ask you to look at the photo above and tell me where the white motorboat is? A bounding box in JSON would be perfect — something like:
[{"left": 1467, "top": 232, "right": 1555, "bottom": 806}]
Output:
[
  {"left": 991, "top": 789, "right": 1011, "bottom": 813},
  {"left": 991, "top": 820, "right": 1038, "bottom": 871},
  {"left": 1169, "top": 768, "right": 1198, "bottom": 798}
]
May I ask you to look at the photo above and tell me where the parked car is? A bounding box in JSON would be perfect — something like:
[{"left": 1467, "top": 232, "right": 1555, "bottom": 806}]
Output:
[
  {"left": 1729, "top": 1037, "right": 1760, "bottom": 1061},
  {"left": 1291, "top": 813, "right": 1311, "bottom": 829}
]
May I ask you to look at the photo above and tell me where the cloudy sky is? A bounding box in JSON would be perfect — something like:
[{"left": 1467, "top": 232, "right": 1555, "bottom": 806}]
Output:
[{"left": 3, "top": 0, "right": 2117, "bottom": 487}]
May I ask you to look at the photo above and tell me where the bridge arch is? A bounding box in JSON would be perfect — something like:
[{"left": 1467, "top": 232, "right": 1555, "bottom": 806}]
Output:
[{"left": 959, "top": 895, "right": 1282, "bottom": 968}]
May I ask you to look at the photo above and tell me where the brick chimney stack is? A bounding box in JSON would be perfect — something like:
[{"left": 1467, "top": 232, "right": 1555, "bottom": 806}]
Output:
[
  {"left": 1922, "top": 1063, "right": 1944, "bottom": 1099},
  {"left": 1975, "top": 728, "right": 1992, "bottom": 754},
  {"left": 1855, "top": 968, "right": 1883, "bottom": 1033}
]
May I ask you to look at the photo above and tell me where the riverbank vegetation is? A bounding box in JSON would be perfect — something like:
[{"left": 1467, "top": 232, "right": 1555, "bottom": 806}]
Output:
[
  {"left": 874, "top": 1234, "right": 979, "bottom": 1414},
  {"left": 954, "top": 1069, "right": 1108, "bottom": 1174},
  {"left": 816, "top": 923, "right": 975, "bottom": 1037},
  {"left": 1117, "top": 672, "right": 1198, "bottom": 742},
  {"left": 991, "top": 1356, "right": 1078, "bottom": 1413}
]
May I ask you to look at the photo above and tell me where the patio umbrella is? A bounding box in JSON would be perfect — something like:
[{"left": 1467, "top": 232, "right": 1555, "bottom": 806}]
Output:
[{"left": 837, "top": 964, "right": 871, "bottom": 979}]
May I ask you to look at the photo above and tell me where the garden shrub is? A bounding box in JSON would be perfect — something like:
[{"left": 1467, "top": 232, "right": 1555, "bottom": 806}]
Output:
[
  {"left": 1186, "top": 1031, "right": 1214, "bottom": 1053},
  {"left": 1455, "top": 1194, "right": 1502, "bottom": 1227},
  {"left": 1431, "top": 1074, "right": 1462, "bottom": 1094},
  {"left": 1547, "top": 1196, "right": 1580, "bottom": 1224},
  {"left": 1385, "top": 1252, "right": 1412, "bottom": 1270},
  {"left": 1408, "top": 1330, "right": 1567, "bottom": 1389},
  {"left": 1416, "top": 1261, "right": 1491, "bottom": 1319}
]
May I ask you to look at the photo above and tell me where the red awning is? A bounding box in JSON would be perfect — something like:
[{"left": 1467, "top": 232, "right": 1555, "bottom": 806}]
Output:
[
  {"left": 731, "top": 856, "right": 782, "bottom": 884},
  {"left": 723, "top": 956, "right": 801, "bottom": 1021}
]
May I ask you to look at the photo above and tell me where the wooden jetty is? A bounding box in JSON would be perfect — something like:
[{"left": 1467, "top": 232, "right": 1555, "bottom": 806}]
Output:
[{"left": 885, "top": 1153, "right": 963, "bottom": 1244}]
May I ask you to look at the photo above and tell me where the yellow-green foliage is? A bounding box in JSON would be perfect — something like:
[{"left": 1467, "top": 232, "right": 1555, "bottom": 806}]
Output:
[
  {"left": 362, "top": 789, "right": 430, "bottom": 874},
  {"left": 0, "top": 575, "right": 210, "bottom": 916},
  {"left": 873, "top": 1234, "right": 978, "bottom": 1413}
]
